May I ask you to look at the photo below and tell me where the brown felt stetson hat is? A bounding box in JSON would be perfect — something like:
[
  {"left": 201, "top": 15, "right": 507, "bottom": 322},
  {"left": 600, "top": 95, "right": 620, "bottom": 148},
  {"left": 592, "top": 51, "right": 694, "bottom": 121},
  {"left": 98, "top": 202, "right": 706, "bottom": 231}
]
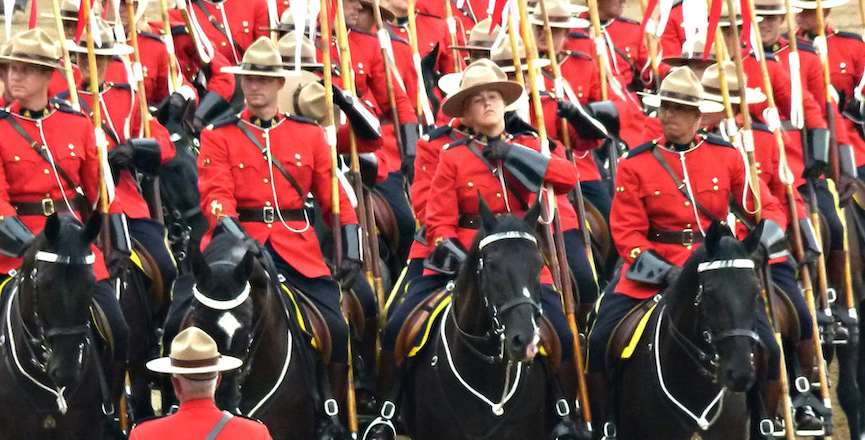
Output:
[
  {"left": 66, "top": 18, "right": 134, "bottom": 56},
  {"left": 358, "top": 0, "right": 396, "bottom": 21},
  {"left": 529, "top": 0, "right": 589, "bottom": 29},
  {"left": 701, "top": 61, "right": 767, "bottom": 104},
  {"left": 277, "top": 32, "right": 324, "bottom": 69},
  {"left": 40, "top": 0, "right": 82, "bottom": 21},
  {"left": 450, "top": 18, "right": 501, "bottom": 51},
  {"left": 277, "top": 69, "right": 336, "bottom": 123},
  {"left": 638, "top": 67, "right": 725, "bottom": 113},
  {"left": 441, "top": 63, "right": 524, "bottom": 117},
  {"left": 753, "top": 0, "right": 801, "bottom": 15},
  {"left": 146, "top": 327, "right": 243, "bottom": 375},
  {"left": 1, "top": 29, "right": 63, "bottom": 69},
  {"left": 438, "top": 58, "right": 507, "bottom": 96},
  {"left": 490, "top": 36, "right": 551, "bottom": 73},
  {"left": 260, "top": 9, "right": 295, "bottom": 33},
  {"left": 716, "top": 1, "right": 764, "bottom": 26},
  {"left": 222, "top": 37, "right": 294, "bottom": 77},
  {"left": 662, "top": 35, "right": 716, "bottom": 69}
]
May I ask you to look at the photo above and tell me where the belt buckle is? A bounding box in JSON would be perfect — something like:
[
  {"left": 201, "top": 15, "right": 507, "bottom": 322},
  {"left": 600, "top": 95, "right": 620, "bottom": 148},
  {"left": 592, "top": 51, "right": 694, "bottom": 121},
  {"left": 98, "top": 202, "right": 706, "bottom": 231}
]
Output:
[
  {"left": 682, "top": 228, "right": 693, "bottom": 246},
  {"left": 41, "top": 198, "right": 55, "bottom": 216},
  {"left": 262, "top": 206, "right": 275, "bottom": 224}
]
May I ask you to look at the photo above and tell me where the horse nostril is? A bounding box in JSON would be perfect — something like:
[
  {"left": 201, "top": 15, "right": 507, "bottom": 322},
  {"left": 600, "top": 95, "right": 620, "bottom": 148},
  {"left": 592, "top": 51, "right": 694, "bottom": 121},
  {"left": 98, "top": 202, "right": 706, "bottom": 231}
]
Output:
[{"left": 511, "top": 334, "right": 526, "bottom": 348}]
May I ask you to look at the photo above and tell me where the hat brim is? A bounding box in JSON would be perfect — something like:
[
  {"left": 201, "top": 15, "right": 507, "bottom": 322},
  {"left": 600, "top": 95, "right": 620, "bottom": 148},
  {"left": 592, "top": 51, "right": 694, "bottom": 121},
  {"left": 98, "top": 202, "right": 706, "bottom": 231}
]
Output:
[
  {"left": 791, "top": 0, "right": 847, "bottom": 8},
  {"left": 278, "top": 69, "right": 323, "bottom": 115},
  {"left": 442, "top": 80, "right": 524, "bottom": 117},
  {"left": 221, "top": 65, "right": 295, "bottom": 77},
  {"left": 40, "top": 13, "right": 77, "bottom": 21},
  {"left": 438, "top": 72, "right": 461, "bottom": 96},
  {"left": 754, "top": 7, "right": 802, "bottom": 14},
  {"left": 65, "top": 40, "right": 134, "bottom": 56},
  {"left": 718, "top": 15, "right": 764, "bottom": 26},
  {"left": 450, "top": 43, "right": 496, "bottom": 51},
  {"left": 661, "top": 56, "right": 716, "bottom": 68},
  {"left": 0, "top": 55, "right": 61, "bottom": 69},
  {"left": 639, "top": 92, "right": 726, "bottom": 113},
  {"left": 499, "top": 58, "right": 552, "bottom": 72},
  {"left": 146, "top": 355, "right": 243, "bottom": 375},
  {"left": 703, "top": 87, "right": 767, "bottom": 105},
  {"left": 529, "top": 16, "right": 590, "bottom": 28}
]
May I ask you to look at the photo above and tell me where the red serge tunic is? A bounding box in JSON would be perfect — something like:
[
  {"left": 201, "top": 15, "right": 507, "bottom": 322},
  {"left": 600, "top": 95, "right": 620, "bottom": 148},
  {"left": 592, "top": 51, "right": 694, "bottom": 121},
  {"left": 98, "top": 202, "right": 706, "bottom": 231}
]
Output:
[
  {"left": 197, "top": 110, "right": 358, "bottom": 279},
  {"left": 610, "top": 134, "right": 787, "bottom": 299}
]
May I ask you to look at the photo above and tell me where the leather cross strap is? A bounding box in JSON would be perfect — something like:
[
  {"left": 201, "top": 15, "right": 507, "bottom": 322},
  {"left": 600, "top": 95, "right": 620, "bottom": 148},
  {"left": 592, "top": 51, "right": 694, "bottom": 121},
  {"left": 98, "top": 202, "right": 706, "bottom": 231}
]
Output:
[
  {"left": 2, "top": 115, "right": 83, "bottom": 195},
  {"left": 465, "top": 139, "right": 530, "bottom": 210},
  {"left": 192, "top": 0, "right": 245, "bottom": 56},
  {"left": 234, "top": 121, "right": 306, "bottom": 200},
  {"left": 650, "top": 146, "right": 724, "bottom": 224},
  {"left": 203, "top": 411, "right": 233, "bottom": 440}
]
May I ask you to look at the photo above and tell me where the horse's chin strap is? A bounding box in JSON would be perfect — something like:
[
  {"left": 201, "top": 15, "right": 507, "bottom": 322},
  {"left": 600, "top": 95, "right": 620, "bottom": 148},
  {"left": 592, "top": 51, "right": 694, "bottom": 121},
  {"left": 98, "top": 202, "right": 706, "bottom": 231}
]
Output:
[{"left": 655, "top": 305, "right": 727, "bottom": 431}]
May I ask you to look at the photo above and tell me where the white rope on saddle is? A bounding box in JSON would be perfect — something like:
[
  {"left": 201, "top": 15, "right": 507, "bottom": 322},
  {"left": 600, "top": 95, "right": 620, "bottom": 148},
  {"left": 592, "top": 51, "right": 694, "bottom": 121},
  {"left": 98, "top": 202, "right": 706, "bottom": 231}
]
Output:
[
  {"left": 440, "top": 303, "right": 523, "bottom": 417},
  {"left": 653, "top": 305, "right": 726, "bottom": 430}
]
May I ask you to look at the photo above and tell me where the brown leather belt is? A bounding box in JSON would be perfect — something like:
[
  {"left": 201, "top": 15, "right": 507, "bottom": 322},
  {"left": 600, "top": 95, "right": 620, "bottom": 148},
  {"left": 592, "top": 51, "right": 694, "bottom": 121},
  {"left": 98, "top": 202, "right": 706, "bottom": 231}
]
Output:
[
  {"left": 237, "top": 207, "right": 305, "bottom": 224},
  {"left": 458, "top": 214, "right": 482, "bottom": 230},
  {"left": 648, "top": 227, "right": 704, "bottom": 246},
  {"left": 14, "top": 198, "right": 78, "bottom": 216}
]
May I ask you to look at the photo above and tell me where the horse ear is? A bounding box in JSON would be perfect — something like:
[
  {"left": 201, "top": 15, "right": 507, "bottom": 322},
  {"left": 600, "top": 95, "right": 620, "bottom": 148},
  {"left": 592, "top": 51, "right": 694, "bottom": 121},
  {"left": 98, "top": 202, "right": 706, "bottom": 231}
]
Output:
[
  {"left": 742, "top": 220, "right": 766, "bottom": 256},
  {"left": 703, "top": 221, "right": 727, "bottom": 255},
  {"left": 80, "top": 212, "right": 103, "bottom": 245},
  {"left": 478, "top": 192, "right": 496, "bottom": 231},
  {"left": 523, "top": 198, "right": 542, "bottom": 226},
  {"left": 234, "top": 250, "right": 256, "bottom": 281},
  {"left": 192, "top": 248, "right": 211, "bottom": 286},
  {"left": 44, "top": 213, "right": 61, "bottom": 244}
]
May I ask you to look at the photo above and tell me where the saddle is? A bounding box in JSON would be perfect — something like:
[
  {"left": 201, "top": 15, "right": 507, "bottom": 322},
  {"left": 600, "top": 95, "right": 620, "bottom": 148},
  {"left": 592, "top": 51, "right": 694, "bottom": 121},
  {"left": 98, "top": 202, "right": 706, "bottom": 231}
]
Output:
[
  {"left": 606, "top": 298, "right": 659, "bottom": 371},
  {"left": 281, "top": 284, "right": 333, "bottom": 363},
  {"left": 126, "top": 238, "right": 168, "bottom": 315},
  {"left": 341, "top": 285, "right": 366, "bottom": 337},
  {"left": 394, "top": 288, "right": 562, "bottom": 371},
  {"left": 371, "top": 188, "right": 400, "bottom": 256}
]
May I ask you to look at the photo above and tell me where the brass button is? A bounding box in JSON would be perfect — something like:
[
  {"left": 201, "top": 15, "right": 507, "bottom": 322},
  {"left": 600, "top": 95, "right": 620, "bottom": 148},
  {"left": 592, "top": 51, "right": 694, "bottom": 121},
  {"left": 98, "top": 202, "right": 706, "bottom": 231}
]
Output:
[
  {"left": 686, "top": 245, "right": 693, "bottom": 250},
  {"left": 496, "top": 193, "right": 502, "bottom": 198},
  {"left": 296, "top": 161, "right": 302, "bottom": 166},
  {"left": 713, "top": 185, "right": 719, "bottom": 190},
  {"left": 238, "top": 163, "right": 244, "bottom": 168},
  {"left": 267, "top": 224, "right": 272, "bottom": 228},
  {"left": 684, "top": 201, "right": 691, "bottom": 206},
  {"left": 70, "top": 152, "right": 75, "bottom": 157},
  {"left": 221, "top": 42, "right": 227, "bottom": 47},
  {"left": 13, "top": 156, "right": 19, "bottom": 161},
  {"left": 467, "top": 182, "right": 473, "bottom": 187},
  {"left": 295, "top": 153, "right": 301, "bottom": 159},
  {"left": 44, "top": 169, "right": 50, "bottom": 174},
  {"left": 265, "top": 201, "right": 272, "bottom": 206},
  {"left": 654, "top": 190, "right": 660, "bottom": 195}
]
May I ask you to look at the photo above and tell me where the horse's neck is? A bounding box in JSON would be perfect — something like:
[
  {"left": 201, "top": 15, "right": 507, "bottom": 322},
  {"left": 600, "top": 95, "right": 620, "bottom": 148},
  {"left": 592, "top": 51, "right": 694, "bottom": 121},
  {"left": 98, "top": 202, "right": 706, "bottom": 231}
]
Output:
[
  {"left": 666, "top": 276, "right": 701, "bottom": 340},
  {"left": 452, "top": 282, "right": 489, "bottom": 338}
]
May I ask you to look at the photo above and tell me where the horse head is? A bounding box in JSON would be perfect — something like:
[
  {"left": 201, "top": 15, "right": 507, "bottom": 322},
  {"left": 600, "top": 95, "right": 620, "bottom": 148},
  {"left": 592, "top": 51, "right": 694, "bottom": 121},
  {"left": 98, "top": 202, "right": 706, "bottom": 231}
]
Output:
[
  {"left": 670, "top": 220, "right": 765, "bottom": 393},
  {"left": 19, "top": 213, "right": 101, "bottom": 389},
  {"left": 453, "top": 197, "right": 544, "bottom": 363},
  {"left": 189, "top": 228, "right": 267, "bottom": 408}
]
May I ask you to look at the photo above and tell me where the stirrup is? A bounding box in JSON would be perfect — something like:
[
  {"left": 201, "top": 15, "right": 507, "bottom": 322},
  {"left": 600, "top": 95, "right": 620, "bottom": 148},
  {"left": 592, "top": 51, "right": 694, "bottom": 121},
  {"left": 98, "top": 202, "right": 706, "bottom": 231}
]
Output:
[
  {"left": 600, "top": 421, "right": 617, "bottom": 440},
  {"left": 361, "top": 401, "right": 397, "bottom": 440}
]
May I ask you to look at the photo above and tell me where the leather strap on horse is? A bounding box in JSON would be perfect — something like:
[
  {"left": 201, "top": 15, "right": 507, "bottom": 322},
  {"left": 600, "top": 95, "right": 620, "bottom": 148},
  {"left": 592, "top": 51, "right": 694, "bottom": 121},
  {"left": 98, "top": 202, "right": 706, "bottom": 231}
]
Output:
[
  {"left": 465, "top": 140, "right": 530, "bottom": 211},
  {"left": 191, "top": 0, "right": 245, "bottom": 56},
  {"left": 203, "top": 411, "right": 234, "bottom": 440},
  {"left": 87, "top": 328, "right": 116, "bottom": 418},
  {"left": 650, "top": 147, "right": 723, "bottom": 223},
  {"left": 234, "top": 122, "right": 306, "bottom": 200}
]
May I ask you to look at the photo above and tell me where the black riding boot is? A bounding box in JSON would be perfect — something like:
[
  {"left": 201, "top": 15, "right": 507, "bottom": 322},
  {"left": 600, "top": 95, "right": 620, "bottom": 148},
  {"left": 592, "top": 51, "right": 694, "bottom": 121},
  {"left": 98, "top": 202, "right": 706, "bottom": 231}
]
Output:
[
  {"left": 761, "top": 379, "right": 784, "bottom": 434},
  {"left": 556, "top": 361, "right": 579, "bottom": 412},
  {"left": 793, "top": 342, "right": 824, "bottom": 433},
  {"left": 364, "top": 351, "right": 399, "bottom": 440},
  {"left": 328, "top": 363, "right": 350, "bottom": 424},
  {"left": 586, "top": 373, "right": 610, "bottom": 440},
  {"left": 355, "top": 318, "right": 381, "bottom": 415},
  {"left": 828, "top": 250, "right": 850, "bottom": 341}
]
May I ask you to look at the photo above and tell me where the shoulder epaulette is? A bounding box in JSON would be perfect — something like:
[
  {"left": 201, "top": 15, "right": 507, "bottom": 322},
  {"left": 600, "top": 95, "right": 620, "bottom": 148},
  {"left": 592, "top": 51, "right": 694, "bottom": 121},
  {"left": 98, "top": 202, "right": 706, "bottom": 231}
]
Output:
[
  {"left": 625, "top": 139, "right": 656, "bottom": 158},
  {"left": 384, "top": 25, "right": 410, "bottom": 45},
  {"left": 796, "top": 41, "right": 817, "bottom": 54},
  {"left": 286, "top": 114, "right": 318, "bottom": 125},
  {"left": 232, "top": 414, "right": 266, "bottom": 424},
  {"left": 350, "top": 27, "right": 375, "bottom": 37},
  {"left": 50, "top": 97, "right": 85, "bottom": 116},
  {"left": 208, "top": 114, "right": 241, "bottom": 129},
  {"left": 568, "top": 31, "right": 590, "bottom": 39},
  {"left": 703, "top": 133, "right": 734, "bottom": 148},
  {"left": 443, "top": 137, "right": 471, "bottom": 150},
  {"left": 109, "top": 82, "right": 132, "bottom": 90},
  {"left": 0, "top": 109, "right": 9, "bottom": 120},
  {"left": 424, "top": 124, "right": 454, "bottom": 141},
  {"left": 750, "top": 122, "right": 771, "bottom": 133},
  {"left": 565, "top": 50, "right": 592, "bottom": 60},
  {"left": 835, "top": 31, "right": 864, "bottom": 42},
  {"left": 138, "top": 31, "right": 163, "bottom": 42},
  {"left": 617, "top": 16, "right": 639, "bottom": 24}
]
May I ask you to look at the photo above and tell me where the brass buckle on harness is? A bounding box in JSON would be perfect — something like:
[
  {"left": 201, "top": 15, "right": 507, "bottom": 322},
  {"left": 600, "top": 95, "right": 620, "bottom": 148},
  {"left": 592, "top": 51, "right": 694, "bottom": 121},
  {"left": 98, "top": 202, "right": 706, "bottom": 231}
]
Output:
[
  {"left": 263, "top": 206, "right": 275, "bottom": 224},
  {"left": 682, "top": 228, "right": 694, "bottom": 246},
  {"left": 41, "top": 198, "right": 55, "bottom": 216}
]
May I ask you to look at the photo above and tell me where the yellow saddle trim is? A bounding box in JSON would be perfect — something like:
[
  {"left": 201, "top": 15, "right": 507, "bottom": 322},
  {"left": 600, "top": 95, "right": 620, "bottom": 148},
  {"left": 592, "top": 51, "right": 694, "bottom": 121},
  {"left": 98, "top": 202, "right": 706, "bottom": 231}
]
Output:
[
  {"left": 129, "top": 250, "right": 146, "bottom": 273},
  {"left": 280, "top": 284, "right": 318, "bottom": 349},
  {"left": 621, "top": 302, "right": 659, "bottom": 359},
  {"left": 407, "top": 295, "right": 452, "bottom": 359},
  {"left": 0, "top": 276, "right": 13, "bottom": 303}
]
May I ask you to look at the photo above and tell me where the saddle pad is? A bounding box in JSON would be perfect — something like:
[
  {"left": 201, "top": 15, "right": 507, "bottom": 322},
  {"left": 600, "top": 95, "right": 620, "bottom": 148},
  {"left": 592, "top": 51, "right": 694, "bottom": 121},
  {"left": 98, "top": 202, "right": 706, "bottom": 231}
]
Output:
[
  {"left": 281, "top": 284, "right": 320, "bottom": 350},
  {"left": 395, "top": 288, "right": 452, "bottom": 365},
  {"left": 607, "top": 299, "right": 658, "bottom": 365}
]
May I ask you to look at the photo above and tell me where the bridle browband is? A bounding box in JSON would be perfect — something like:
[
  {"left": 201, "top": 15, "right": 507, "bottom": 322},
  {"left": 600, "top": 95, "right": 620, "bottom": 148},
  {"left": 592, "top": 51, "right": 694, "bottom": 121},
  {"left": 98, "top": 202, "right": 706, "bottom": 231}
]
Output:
[{"left": 193, "top": 283, "right": 252, "bottom": 310}]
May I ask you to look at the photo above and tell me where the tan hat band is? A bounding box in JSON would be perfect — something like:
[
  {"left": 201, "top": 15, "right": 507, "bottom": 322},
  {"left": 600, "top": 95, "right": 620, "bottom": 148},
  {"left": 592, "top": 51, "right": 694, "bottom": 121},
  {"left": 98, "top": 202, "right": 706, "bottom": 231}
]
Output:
[
  {"left": 281, "top": 55, "right": 318, "bottom": 65},
  {"left": 703, "top": 85, "right": 741, "bottom": 96},
  {"left": 238, "top": 62, "right": 284, "bottom": 72},
  {"left": 170, "top": 355, "right": 221, "bottom": 368},
  {"left": 754, "top": 3, "right": 785, "bottom": 10},
  {"left": 533, "top": 14, "right": 574, "bottom": 22},
  {"left": 659, "top": 90, "right": 701, "bottom": 104},
  {"left": 495, "top": 57, "right": 529, "bottom": 67},
  {"left": 465, "top": 39, "right": 496, "bottom": 48},
  {"left": 10, "top": 52, "right": 59, "bottom": 67}
]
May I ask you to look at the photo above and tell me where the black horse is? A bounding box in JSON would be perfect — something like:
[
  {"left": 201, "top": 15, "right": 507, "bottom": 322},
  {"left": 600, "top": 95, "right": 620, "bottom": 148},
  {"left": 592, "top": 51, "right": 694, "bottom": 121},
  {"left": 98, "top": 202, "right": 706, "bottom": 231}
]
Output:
[
  {"left": 610, "top": 221, "right": 766, "bottom": 440},
  {"left": 171, "top": 228, "right": 323, "bottom": 440},
  {"left": 393, "top": 200, "right": 565, "bottom": 440},
  {"left": 0, "top": 213, "right": 121, "bottom": 439}
]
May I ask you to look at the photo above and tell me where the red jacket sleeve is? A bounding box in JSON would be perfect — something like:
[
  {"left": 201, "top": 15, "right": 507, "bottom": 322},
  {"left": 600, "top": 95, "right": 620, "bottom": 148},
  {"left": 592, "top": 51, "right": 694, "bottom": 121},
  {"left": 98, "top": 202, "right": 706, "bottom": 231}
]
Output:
[{"left": 198, "top": 127, "right": 238, "bottom": 226}]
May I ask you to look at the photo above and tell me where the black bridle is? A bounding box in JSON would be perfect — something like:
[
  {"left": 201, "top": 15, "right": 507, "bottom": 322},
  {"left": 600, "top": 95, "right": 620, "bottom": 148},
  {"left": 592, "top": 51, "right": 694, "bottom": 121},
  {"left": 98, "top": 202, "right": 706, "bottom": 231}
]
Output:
[
  {"left": 450, "top": 231, "right": 543, "bottom": 364},
  {"left": 665, "top": 258, "right": 759, "bottom": 381}
]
